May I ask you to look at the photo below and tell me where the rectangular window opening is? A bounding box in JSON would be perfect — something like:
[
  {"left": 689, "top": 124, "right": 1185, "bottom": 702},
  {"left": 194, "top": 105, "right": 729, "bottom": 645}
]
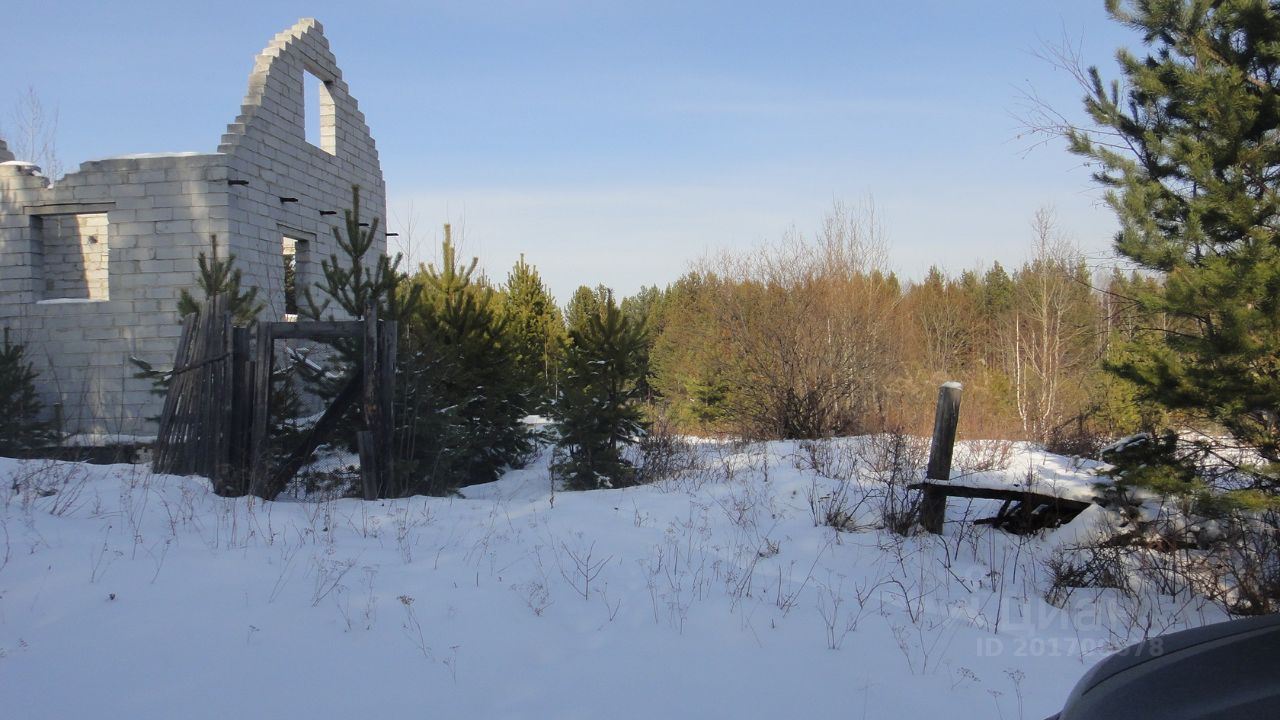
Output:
[
  {"left": 35, "top": 212, "right": 110, "bottom": 301},
  {"left": 282, "top": 235, "right": 309, "bottom": 320},
  {"left": 303, "top": 69, "right": 336, "bottom": 155}
]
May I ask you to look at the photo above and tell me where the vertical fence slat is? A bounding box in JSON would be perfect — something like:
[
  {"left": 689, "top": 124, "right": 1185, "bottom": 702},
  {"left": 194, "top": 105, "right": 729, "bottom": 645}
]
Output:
[
  {"left": 229, "top": 326, "right": 251, "bottom": 494},
  {"left": 362, "top": 300, "right": 380, "bottom": 496},
  {"left": 378, "top": 319, "right": 397, "bottom": 496},
  {"left": 247, "top": 322, "right": 275, "bottom": 498}
]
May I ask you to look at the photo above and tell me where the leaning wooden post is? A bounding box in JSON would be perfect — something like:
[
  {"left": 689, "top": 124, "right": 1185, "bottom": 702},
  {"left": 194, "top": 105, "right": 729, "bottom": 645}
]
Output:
[
  {"left": 360, "top": 299, "right": 380, "bottom": 500},
  {"left": 921, "top": 381, "right": 962, "bottom": 533}
]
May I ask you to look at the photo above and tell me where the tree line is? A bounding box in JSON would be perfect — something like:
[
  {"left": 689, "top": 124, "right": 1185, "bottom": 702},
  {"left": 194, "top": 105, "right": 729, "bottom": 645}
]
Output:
[{"left": 286, "top": 194, "right": 1163, "bottom": 502}]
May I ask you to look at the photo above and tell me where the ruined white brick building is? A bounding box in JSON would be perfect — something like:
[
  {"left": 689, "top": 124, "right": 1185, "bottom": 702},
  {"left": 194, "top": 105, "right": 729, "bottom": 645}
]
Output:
[{"left": 0, "top": 19, "right": 386, "bottom": 438}]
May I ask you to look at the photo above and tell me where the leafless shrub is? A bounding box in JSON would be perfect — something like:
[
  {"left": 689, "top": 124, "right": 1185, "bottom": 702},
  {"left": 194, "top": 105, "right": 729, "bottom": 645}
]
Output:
[
  {"left": 796, "top": 438, "right": 860, "bottom": 481},
  {"left": 1083, "top": 503, "right": 1280, "bottom": 617},
  {"left": 398, "top": 594, "right": 433, "bottom": 660},
  {"left": 816, "top": 575, "right": 871, "bottom": 650},
  {"left": 705, "top": 202, "right": 901, "bottom": 440},
  {"left": 556, "top": 540, "right": 611, "bottom": 601},
  {"left": 807, "top": 478, "right": 872, "bottom": 533},
  {"left": 311, "top": 555, "right": 356, "bottom": 606},
  {"left": 637, "top": 415, "right": 702, "bottom": 485},
  {"left": 512, "top": 580, "right": 553, "bottom": 616},
  {"left": 862, "top": 432, "right": 928, "bottom": 534},
  {"left": 952, "top": 438, "right": 1015, "bottom": 475},
  {"left": 11, "top": 460, "right": 92, "bottom": 518},
  {"left": 1043, "top": 544, "right": 1132, "bottom": 607},
  {"left": 1203, "top": 510, "right": 1280, "bottom": 616}
]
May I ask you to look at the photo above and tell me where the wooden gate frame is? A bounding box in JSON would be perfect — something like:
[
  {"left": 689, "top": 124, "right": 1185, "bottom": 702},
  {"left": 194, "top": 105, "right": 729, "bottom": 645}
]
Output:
[{"left": 247, "top": 299, "right": 397, "bottom": 500}]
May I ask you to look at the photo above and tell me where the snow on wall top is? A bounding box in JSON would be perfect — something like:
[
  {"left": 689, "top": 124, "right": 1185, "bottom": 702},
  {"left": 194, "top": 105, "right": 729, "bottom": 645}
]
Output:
[{"left": 90, "top": 152, "right": 214, "bottom": 161}]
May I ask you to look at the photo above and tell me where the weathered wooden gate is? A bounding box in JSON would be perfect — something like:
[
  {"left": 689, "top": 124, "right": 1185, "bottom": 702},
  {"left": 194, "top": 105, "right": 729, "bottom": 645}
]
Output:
[{"left": 153, "top": 296, "right": 396, "bottom": 501}]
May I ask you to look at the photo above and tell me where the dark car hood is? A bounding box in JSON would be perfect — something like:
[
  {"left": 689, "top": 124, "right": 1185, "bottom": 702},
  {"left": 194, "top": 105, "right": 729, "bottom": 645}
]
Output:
[{"left": 1058, "top": 613, "right": 1280, "bottom": 720}]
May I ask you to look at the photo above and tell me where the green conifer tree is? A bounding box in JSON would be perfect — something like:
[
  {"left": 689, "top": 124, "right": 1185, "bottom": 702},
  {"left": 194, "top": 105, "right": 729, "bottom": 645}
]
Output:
[
  {"left": 0, "top": 328, "right": 55, "bottom": 452},
  {"left": 177, "top": 236, "right": 264, "bottom": 324},
  {"left": 500, "top": 255, "right": 566, "bottom": 412},
  {"left": 620, "top": 285, "right": 664, "bottom": 404},
  {"left": 289, "top": 187, "right": 417, "bottom": 480},
  {"left": 649, "top": 271, "right": 737, "bottom": 431},
  {"left": 397, "top": 228, "right": 530, "bottom": 493},
  {"left": 131, "top": 235, "right": 264, "bottom": 392},
  {"left": 564, "top": 284, "right": 612, "bottom": 336},
  {"left": 553, "top": 297, "right": 648, "bottom": 489},
  {"left": 302, "top": 186, "right": 412, "bottom": 324},
  {"left": 1071, "top": 0, "right": 1280, "bottom": 496}
]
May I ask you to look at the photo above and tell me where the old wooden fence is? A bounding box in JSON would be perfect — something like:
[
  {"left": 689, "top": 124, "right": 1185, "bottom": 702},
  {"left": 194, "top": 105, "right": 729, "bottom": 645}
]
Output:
[{"left": 153, "top": 296, "right": 396, "bottom": 500}]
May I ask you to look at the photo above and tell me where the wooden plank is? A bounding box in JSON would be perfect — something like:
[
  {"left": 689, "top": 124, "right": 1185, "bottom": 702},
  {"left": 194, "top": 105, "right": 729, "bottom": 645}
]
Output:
[
  {"left": 362, "top": 299, "right": 380, "bottom": 497},
  {"left": 204, "top": 294, "right": 228, "bottom": 484},
  {"left": 910, "top": 480, "right": 1091, "bottom": 534},
  {"left": 247, "top": 322, "right": 275, "bottom": 498},
  {"left": 268, "top": 320, "right": 364, "bottom": 341},
  {"left": 908, "top": 481, "right": 1092, "bottom": 509},
  {"left": 215, "top": 302, "right": 233, "bottom": 490},
  {"left": 169, "top": 307, "right": 207, "bottom": 476},
  {"left": 265, "top": 372, "right": 362, "bottom": 499},
  {"left": 154, "top": 313, "right": 197, "bottom": 474},
  {"left": 378, "top": 319, "right": 397, "bottom": 496},
  {"left": 228, "top": 325, "right": 251, "bottom": 495},
  {"left": 357, "top": 430, "right": 377, "bottom": 501},
  {"left": 159, "top": 314, "right": 200, "bottom": 474}
]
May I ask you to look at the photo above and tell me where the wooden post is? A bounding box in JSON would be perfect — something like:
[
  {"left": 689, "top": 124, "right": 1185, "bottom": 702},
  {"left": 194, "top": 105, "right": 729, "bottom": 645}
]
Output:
[
  {"left": 247, "top": 322, "right": 275, "bottom": 498},
  {"left": 362, "top": 298, "right": 381, "bottom": 498},
  {"left": 921, "top": 381, "right": 962, "bottom": 533},
  {"left": 229, "top": 326, "right": 251, "bottom": 494},
  {"left": 926, "top": 381, "right": 963, "bottom": 480},
  {"left": 378, "top": 319, "right": 397, "bottom": 496},
  {"left": 357, "top": 430, "right": 378, "bottom": 501},
  {"left": 209, "top": 294, "right": 231, "bottom": 487}
]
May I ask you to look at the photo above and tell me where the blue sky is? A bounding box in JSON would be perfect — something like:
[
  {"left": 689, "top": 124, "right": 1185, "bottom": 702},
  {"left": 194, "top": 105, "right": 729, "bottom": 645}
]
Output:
[{"left": 2, "top": 1, "right": 1137, "bottom": 302}]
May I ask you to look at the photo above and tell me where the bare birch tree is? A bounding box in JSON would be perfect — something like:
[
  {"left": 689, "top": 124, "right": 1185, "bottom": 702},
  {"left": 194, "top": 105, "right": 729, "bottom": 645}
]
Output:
[
  {"left": 3, "top": 87, "right": 62, "bottom": 178},
  {"left": 1007, "top": 208, "right": 1098, "bottom": 444}
]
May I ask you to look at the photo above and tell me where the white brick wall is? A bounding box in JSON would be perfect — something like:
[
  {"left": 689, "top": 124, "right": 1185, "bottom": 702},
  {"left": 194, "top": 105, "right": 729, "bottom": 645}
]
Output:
[
  {"left": 0, "top": 18, "right": 387, "bottom": 437},
  {"left": 219, "top": 18, "right": 387, "bottom": 322}
]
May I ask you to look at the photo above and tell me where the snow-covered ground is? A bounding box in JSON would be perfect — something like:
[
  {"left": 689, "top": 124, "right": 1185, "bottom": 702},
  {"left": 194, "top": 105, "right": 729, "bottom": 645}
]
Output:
[{"left": 0, "top": 438, "right": 1227, "bottom": 719}]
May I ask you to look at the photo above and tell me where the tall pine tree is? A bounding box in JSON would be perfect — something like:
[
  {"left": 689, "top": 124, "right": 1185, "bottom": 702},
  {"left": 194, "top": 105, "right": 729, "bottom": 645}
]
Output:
[
  {"left": 501, "top": 255, "right": 565, "bottom": 413},
  {"left": 564, "top": 284, "right": 613, "bottom": 336},
  {"left": 397, "top": 228, "right": 530, "bottom": 493},
  {"left": 302, "top": 186, "right": 411, "bottom": 324},
  {"left": 553, "top": 297, "right": 648, "bottom": 489},
  {"left": 1072, "top": 0, "right": 1280, "bottom": 495}
]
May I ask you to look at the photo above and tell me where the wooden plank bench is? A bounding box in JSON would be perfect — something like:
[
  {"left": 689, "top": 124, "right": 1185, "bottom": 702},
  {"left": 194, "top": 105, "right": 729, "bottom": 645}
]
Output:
[{"left": 908, "top": 481, "right": 1093, "bottom": 535}]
